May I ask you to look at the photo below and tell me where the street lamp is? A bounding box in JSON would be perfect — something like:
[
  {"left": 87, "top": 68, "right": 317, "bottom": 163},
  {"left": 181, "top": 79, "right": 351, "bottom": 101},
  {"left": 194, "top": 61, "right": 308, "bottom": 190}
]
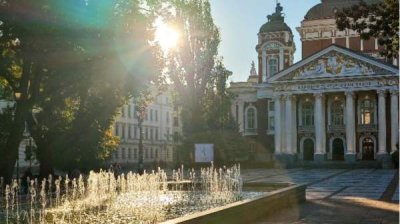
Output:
[{"left": 135, "top": 103, "right": 146, "bottom": 175}]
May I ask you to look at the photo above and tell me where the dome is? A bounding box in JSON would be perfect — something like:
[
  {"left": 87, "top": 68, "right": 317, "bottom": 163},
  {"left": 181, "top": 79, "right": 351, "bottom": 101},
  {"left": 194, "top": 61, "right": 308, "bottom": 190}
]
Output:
[
  {"left": 304, "top": 0, "right": 381, "bottom": 20},
  {"left": 259, "top": 3, "right": 292, "bottom": 34}
]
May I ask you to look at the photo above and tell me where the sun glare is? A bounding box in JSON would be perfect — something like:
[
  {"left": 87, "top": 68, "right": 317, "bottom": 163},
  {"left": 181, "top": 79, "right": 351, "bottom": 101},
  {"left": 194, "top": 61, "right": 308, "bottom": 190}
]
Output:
[{"left": 155, "top": 21, "right": 179, "bottom": 52}]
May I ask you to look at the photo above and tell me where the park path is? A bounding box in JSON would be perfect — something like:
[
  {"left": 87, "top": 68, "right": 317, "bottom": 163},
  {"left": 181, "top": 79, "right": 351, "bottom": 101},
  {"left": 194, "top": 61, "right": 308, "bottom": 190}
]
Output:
[{"left": 241, "top": 168, "right": 399, "bottom": 224}]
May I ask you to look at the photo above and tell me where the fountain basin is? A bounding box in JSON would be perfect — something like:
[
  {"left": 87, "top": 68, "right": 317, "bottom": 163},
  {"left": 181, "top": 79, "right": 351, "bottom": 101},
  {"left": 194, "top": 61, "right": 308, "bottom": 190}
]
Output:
[{"left": 162, "top": 183, "right": 306, "bottom": 224}]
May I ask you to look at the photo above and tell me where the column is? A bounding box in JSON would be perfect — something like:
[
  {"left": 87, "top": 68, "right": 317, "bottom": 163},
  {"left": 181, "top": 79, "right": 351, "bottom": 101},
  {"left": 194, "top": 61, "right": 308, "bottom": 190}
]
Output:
[
  {"left": 274, "top": 95, "right": 282, "bottom": 154},
  {"left": 345, "top": 91, "right": 356, "bottom": 161},
  {"left": 262, "top": 51, "right": 267, "bottom": 81},
  {"left": 238, "top": 101, "right": 244, "bottom": 133},
  {"left": 280, "top": 97, "right": 286, "bottom": 152},
  {"left": 285, "top": 94, "right": 294, "bottom": 154},
  {"left": 377, "top": 89, "right": 387, "bottom": 155},
  {"left": 314, "top": 93, "right": 326, "bottom": 161},
  {"left": 390, "top": 90, "right": 399, "bottom": 152},
  {"left": 279, "top": 48, "right": 284, "bottom": 71},
  {"left": 291, "top": 95, "right": 297, "bottom": 154}
]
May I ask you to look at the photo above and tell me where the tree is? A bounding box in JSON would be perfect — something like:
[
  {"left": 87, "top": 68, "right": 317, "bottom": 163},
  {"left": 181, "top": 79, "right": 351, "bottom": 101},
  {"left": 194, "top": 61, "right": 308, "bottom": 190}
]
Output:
[
  {"left": 0, "top": 0, "right": 162, "bottom": 181},
  {"left": 166, "top": 0, "right": 220, "bottom": 135},
  {"left": 335, "top": 0, "right": 399, "bottom": 59}
]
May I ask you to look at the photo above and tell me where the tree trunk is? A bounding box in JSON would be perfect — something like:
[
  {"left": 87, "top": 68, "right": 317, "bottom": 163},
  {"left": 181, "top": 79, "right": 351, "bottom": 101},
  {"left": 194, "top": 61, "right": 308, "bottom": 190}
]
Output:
[{"left": 37, "top": 144, "right": 54, "bottom": 178}]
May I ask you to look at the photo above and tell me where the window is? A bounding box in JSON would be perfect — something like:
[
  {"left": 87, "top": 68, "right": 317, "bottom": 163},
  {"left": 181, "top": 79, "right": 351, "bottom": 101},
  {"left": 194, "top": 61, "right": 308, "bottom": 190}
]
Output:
[
  {"left": 155, "top": 128, "right": 158, "bottom": 140},
  {"left": 145, "top": 148, "right": 148, "bottom": 159},
  {"left": 150, "top": 109, "right": 153, "bottom": 121},
  {"left": 269, "top": 116, "right": 275, "bottom": 130},
  {"left": 115, "top": 123, "right": 120, "bottom": 136},
  {"left": 269, "top": 101, "right": 275, "bottom": 111},
  {"left": 155, "top": 149, "right": 159, "bottom": 159},
  {"left": 145, "top": 110, "right": 148, "bottom": 120},
  {"left": 122, "top": 124, "right": 126, "bottom": 139},
  {"left": 166, "top": 128, "right": 170, "bottom": 140},
  {"left": 301, "top": 102, "right": 314, "bottom": 126},
  {"left": 150, "top": 128, "right": 153, "bottom": 140},
  {"left": 128, "top": 105, "right": 131, "bottom": 118},
  {"left": 166, "top": 112, "right": 170, "bottom": 124},
  {"left": 128, "top": 148, "right": 132, "bottom": 159},
  {"left": 128, "top": 125, "right": 132, "bottom": 139},
  {"left": 155, "top": 110, "right": 158, "bottom": 121},
  {"left": 360, "top": 99, "right": 374, "bottom": 124},
  {"left": 269, "top": 58, "right": 278, "bottom": 76},
  {"left": 121, "top": 148, "right": 126, "bottom": 159},
  {"left": 150, "top": 148, "right": 154, "bottom": 159},
  {"left": 134, "top": 148, "right": 138, "bottom": 159},
  {"left": 145, "top": 127, "right": 148, "bottom": 139},
  {"left": 115, "top": 149, "right": 119, "bottom": 159},
  {"left": 246, "top": 107, "right": 256, "bottom": 129},
  {"left": 134, "top": 126, "right": 137, "bottom": 139},
  {"left": 174, "top": 117, "right": 179, "bottom": 127},
  {"left": 331, "top": 100, "right": 344, "bottom": 125}
]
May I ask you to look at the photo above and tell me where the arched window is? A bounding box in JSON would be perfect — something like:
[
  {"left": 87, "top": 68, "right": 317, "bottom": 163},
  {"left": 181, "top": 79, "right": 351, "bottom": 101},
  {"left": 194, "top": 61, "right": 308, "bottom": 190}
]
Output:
[
  {"left": 331, "top": 100, "right": 344, "bottom": 125},
  {"left": 269, "top": 58, "right": 278, "bottom": 76},
  {"left": 301, "top": 102, "right": 314, "bottom": 126},
  {"left": 360, "top": 99, "right": 374, "bottom": 124},
  {"left": 246, "top": 107, "right": 257, "bottom": 129}
]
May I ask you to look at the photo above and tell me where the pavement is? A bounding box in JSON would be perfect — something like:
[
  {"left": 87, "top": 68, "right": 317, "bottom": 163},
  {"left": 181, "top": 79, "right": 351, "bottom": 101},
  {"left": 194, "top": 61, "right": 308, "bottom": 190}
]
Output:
[{"left": 241, "top": 168, "right": 399, "bottom": 224}]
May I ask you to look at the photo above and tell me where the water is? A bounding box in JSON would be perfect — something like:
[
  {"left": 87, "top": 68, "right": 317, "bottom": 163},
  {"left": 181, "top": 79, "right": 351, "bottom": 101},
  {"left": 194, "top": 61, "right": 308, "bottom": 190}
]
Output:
[{"left": 0, "top": 164, "right": 249, "bottom": 223}]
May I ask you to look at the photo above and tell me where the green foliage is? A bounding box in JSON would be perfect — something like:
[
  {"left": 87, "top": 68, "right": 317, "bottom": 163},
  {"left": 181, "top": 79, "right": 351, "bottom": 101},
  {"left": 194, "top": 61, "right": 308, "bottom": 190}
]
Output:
[{"left": 335, "top": 0, "right": 399, "bottom": 59}]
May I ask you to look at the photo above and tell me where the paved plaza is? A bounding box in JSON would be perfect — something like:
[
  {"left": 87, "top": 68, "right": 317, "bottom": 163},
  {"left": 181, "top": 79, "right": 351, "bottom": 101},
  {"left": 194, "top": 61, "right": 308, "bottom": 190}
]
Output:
[{"left": 241, "top": 168, "right": 399, "bottom": 224}]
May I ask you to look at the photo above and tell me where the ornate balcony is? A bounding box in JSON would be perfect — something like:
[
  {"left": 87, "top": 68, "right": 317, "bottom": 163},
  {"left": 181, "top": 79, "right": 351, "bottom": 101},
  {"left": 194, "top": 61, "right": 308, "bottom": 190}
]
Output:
[
  {"left": 357, "top": 124, "right": 378, "bottom": 132},
  {"left": 298, "top": 126, "right": 314, "bottom": 133},
  {"left": 328, "top": 125, "right": 345, "bottom": 133}
]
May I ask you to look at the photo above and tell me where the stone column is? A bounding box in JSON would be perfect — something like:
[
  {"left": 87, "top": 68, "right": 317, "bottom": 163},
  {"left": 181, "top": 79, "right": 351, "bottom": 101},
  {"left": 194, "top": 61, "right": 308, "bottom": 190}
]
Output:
[
  {"left": 390, "top": 90, "right": 399, "bottom": 152},
  {"left": 314, "top": 93, "right": 326, "bottom": 161},
  {"left": 345, "top": 91, "right": 356, "bottom": 162},
  {"left": 238, "top": 101, "right": 244, "bottom": 133},
  {"left": 377, "top": 89, "right": 387, "bottom": 155},
  {"left": 291, "top": 96, "right": 297, "bottom": 155},
  {"left": 285, "top": 94, "right": 293, "bottom": 154},
  {"left": 279, "top": 48, "right": 284, "bottom": 71},
  {"left": 274, "top": 95, "right": 282, "bottom": 154},
  {"left": 262, "top": 51, "right": 267, "bottom": 81}
]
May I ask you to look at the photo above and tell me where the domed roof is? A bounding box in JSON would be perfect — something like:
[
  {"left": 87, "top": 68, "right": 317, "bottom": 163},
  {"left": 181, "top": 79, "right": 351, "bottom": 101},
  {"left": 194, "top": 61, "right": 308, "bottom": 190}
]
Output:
[
  {"left": 259, "top": 3, "right": 292, "bottom": 33},
  {"left": 304, "top": 0, "right": 381, "bottom": 20}
]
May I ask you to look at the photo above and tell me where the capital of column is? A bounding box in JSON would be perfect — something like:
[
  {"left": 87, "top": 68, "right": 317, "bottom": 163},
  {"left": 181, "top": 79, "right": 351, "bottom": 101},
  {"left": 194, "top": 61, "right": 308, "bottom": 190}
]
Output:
[
  {"left": 345, "top": 91, "right": 355, "bottom": 99},
  {"left": 313, "top": 92, "right": 325, "bottom": 100},
  {"left": 377, "top": 89, "right": 387, "bottom": 97},
  {"left": 389, "top": 89, "right": 399, "bottom": 96},
  {"left": 262, "top": 50, "right": 267, "bottom": 57},
  {"left": 285, "top": 94, "right": 296, "bottom": 101},
  {"left": 273, "top": 93, "right": 284, "bottom": 102}
]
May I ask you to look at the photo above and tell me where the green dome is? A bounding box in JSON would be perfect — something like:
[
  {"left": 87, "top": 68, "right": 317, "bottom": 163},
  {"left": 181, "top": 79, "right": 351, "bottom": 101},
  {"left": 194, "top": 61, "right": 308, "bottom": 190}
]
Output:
[
  {"left": 304, "top": 0, "right": 381, "bottom": 20},
  {"left": 259, "top": 3, "right": 292, "bottom": 34}
]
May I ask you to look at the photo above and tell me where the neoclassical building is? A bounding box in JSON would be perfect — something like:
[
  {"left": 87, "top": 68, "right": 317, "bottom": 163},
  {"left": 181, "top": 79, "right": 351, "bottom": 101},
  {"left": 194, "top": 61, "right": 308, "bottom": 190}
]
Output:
[{"left": 229, "top": 1, "right": 399, "bottom": 165}]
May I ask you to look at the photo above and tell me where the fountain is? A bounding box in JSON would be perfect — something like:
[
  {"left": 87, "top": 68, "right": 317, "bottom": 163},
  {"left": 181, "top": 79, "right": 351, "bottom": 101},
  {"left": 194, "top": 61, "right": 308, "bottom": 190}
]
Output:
[{"left": 1, "top": 164, "right": 255, "bottom": 223}]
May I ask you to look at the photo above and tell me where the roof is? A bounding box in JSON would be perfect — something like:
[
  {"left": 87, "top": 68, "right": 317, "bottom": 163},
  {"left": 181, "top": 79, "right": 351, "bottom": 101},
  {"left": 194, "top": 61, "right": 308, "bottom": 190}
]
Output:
[
  {"left": 259, "top": 3, "right": 292, "bottom": 33},
  {"left": 304, "top": 0, "right": 382, "bottom": 21}
]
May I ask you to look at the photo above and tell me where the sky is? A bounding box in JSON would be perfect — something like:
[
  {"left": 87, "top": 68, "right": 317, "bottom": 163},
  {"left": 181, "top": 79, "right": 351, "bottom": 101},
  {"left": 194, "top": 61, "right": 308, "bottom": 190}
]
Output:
[{"left": 209, "top": 0, "right": 320, "bottom": 82}]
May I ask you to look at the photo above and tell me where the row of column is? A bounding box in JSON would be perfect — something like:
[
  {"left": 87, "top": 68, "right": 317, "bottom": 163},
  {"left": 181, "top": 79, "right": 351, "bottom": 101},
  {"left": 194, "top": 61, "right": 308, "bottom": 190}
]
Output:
[{"left": 274, "top": 89, "right": 399, "bottom": 158}]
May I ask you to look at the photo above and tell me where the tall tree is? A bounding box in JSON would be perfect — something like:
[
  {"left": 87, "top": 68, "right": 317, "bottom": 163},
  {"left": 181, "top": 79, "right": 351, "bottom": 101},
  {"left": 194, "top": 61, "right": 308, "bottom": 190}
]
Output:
[
  {"left": 166, "top": 0, "right": 220, "bottom": 135},
  {"left": 335, "top": 0, "right": 399, "bottom": 59},
  {"left": 0, "top": 0, "right": 162, "bottom": 181}
]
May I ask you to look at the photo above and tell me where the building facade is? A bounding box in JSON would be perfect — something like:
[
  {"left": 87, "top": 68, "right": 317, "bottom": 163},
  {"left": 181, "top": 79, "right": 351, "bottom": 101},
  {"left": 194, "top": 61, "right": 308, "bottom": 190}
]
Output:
[
  {"left": 229, "top": 1, "right": 399, "bottom": 165},
  {"left": 109, "top": 92, "right": 182, "bottom": 166}
]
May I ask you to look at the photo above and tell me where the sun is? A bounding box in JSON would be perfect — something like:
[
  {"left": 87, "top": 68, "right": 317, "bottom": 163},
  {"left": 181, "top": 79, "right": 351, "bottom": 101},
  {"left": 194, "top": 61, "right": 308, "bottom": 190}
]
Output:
[{"left": 155, "top": 20, "right": 179, "bottom": 52}]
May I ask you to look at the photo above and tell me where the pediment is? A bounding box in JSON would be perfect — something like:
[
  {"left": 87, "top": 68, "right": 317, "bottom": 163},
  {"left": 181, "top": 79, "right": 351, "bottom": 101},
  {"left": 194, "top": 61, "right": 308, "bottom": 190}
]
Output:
[{"left": 269, "top": 45, "right": 398, "bottom": 82}]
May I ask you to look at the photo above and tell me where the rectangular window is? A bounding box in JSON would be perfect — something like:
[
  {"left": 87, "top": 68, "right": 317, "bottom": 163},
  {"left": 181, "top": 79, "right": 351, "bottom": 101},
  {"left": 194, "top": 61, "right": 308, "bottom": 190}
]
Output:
[
  {"left": 115, "top": 123, "right": 120, "bottom": 136},
  {"left": 115, "top": 149, "right": 119, "bottom": 159},
  {"left": 155, "top": 110, "right": 158, "bottom": 121},
  {"left": 122, "top": 124, "right": 126, "bottom": 139},
  {"left": 134, "top": 125, "right": 137, "bottom": 139},
  {"left": 174, "top": 117, "right": 179, "bottom": 127},
  {"left": 269, "top": 116, "right": 275, "bottom": 130},
  {"left": 166, "top": 112, "right": 170, "bottom": 124},
  {"left": 166, "top": 128, "right": 170, "bottom": 140},
  {"left": 134, "top": 148, "right": 138, "bottom": 159},
  {"left": 145, "top": 110, "right": 148, "bottom": 120},
  {"left": 150, "top": 128, "right": 153, "bottom": 140},
  {"left": 128, "top": 148, "right": 132, "bottom": 159},
  {"left": 128, "top": 125, "right": 132, "bottom": 139},
  {"left": 145, "top": 148, "right": 148, "bottom": 159},
  {"left": 269, "top": 101, "right": 275, "bottom": 111},
  {"left": 145, "top": 127, "right": 148, "bottom": 139},
  {"left": 121, "top": 148, "right": 126, "bottom": 159},
  {"left": 128, "top": 105, "right": 131, "bottom": 118},
  {"left": 155, "top": 128, "right": 158, "bottom": 140},
  {"left": 150, "top": 148, "right": 153, "bottom": 159},
  {"left": 150, "top": 109, "right": 153, "bottom": 121}
]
